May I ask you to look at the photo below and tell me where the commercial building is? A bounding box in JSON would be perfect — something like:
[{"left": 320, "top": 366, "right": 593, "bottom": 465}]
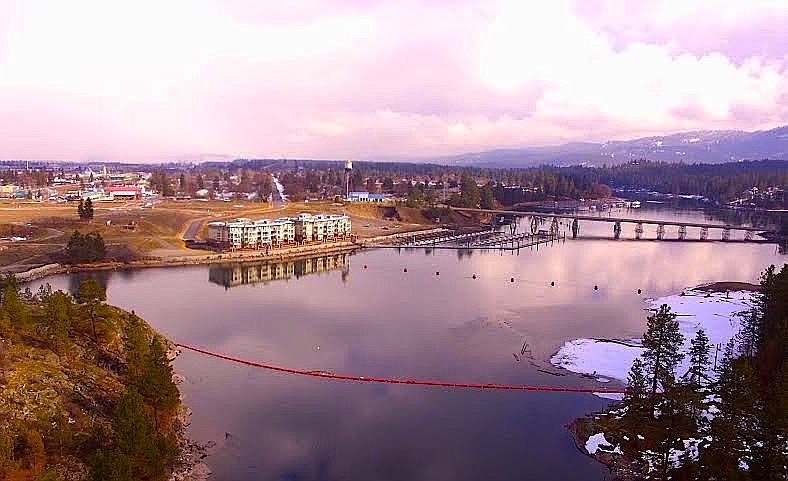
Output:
[
  {"left": 207, "top": 213, "right": 351, "bottom": 250},
  {"left": 105, "top": 186, "right": 142, "bottom": 200},
  {"left": 347, "top": 191, "right": 388, "bottom": 203}
]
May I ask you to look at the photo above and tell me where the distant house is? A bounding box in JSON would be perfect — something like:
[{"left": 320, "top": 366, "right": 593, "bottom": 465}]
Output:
[{"left": 347, "top": 191, "right": 388, "bottom": 203}]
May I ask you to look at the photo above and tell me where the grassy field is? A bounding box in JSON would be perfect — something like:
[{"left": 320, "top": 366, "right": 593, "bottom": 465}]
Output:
[{"left": 0, "top": 198, "right": 443, "bottom": 272}]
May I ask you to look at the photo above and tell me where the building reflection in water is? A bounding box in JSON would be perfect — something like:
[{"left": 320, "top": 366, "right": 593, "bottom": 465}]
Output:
[{"left": 208, "top": 253, "right": 351, "bottom": 288}]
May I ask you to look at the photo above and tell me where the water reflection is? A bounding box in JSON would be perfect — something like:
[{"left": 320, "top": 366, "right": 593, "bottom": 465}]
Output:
[
  {"left": 27, "top": 207, "right": 785, "bottom": 481},
  {"left": 208, "top": 253, "right": 351, "bottom": 288}
]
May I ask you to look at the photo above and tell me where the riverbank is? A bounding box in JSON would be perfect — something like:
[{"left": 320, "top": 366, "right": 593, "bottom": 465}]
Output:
[
  {"left": 12, "top": 240, "right": 362, "bottom": 283},
  {"left": 553, "top": 284, "right": 761, "bottom": 479}
]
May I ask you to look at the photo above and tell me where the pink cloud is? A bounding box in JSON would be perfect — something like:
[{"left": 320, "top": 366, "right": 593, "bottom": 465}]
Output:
[{"left": 0, "top": 0, "right": 785, "bottom": 162}]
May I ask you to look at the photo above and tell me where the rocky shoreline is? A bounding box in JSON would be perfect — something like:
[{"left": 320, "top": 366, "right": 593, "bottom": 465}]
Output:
[{"left": 12, "top": 241, "right": 361, "bottom": 283}]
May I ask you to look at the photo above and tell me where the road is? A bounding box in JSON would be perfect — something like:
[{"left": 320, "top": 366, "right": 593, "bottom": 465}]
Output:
[{"left": 182, "top": 219, "right": 204, "bottom": 241}]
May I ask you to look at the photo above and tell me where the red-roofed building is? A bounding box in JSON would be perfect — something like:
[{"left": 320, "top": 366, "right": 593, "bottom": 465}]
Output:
[{"left": 105, "top": 186, "right": 142, "bottom": 200}]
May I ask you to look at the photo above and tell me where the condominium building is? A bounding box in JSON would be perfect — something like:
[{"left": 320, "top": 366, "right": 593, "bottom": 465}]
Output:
[
  {"left": 207, "top": 217, "right": 295, "bottom": 249},
  {"left": 206, "top": 213, "right": 351, "bottom": 250},
  {"left": 294, "top": 213, "right": 351, "bottom": 243}
]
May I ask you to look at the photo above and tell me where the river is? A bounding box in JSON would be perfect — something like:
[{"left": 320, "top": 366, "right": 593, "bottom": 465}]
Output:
[{"left": 32, "top": 206, "right": 784, "bottom": 481}]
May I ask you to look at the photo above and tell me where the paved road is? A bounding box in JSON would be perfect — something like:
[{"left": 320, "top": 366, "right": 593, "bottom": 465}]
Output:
[{"left": 182, "top": 219, "right": 204, "bottom": 241}]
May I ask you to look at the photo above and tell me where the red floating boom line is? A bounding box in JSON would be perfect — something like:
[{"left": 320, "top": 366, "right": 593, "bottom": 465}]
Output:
[{"left": 175, "top": 342, "right": 626, "bottom": 394}]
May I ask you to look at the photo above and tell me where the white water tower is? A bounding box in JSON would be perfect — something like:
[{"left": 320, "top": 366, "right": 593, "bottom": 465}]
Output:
[{"left": 344, "top": 160, "right": 353, "bottom": 199}]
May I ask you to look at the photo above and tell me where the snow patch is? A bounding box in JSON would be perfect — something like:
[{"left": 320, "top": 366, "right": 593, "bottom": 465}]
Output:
[
  {"left": 551, "top": 290, "right": 756, "bottom": 395},
  {"left": 272, "top": 176, "right": 287, "bottom": 201},
  {"left": 586, "top": 433, "right": 622, "bottom": 455}
]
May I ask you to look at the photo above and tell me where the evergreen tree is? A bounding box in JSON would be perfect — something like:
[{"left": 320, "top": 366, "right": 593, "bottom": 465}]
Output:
[
  {"left": 688, "top": 329, "right": 711, "bottom": 386},
  {"left": 43, "top": 291, "right": 73, "bottom": 355},
  {"left": 77, "top": 279, "right": 106, "bottom": 346},
  {"left": 83, "top": 198, "right": 94, "bottom": 219},
  {"left": 124, "top": 314, "right": 150, "bottom": 381},
  {"left": 1, "top": 273, "right": 28, "bottom": 327},
  {"left": 642, "top": 304, "right": 684, "bottom": 404},
  {"left": 140, "top": 338, "right": 179, "bottom": 426},
  {"left": 623, "top": 357, "right": 648, "bottom": 416},
  {"left": 65, "top": 231, "right": 106, "bottom": 263},
  {"left": 480, "top": 183, "right": 496, "bottom": 209},
  {"left": 77, "top": 199, "right": 85, "bottom": 219},
  {"left": 459, "top": 172, "right": 481, "bottom": 208}
]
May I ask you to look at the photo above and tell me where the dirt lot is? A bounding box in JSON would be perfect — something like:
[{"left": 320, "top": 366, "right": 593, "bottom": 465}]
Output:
[{"left": 0, "top": 199, "right": 453, "bottom": 273}]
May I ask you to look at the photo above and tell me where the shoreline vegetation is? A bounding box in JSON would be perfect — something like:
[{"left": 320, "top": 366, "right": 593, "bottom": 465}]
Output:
[
  {"left": 0, "top": 275, "right": 185, "bottom": 481},
  {"left": 558, "top": 266, "right": 787, "bottom": 480}
]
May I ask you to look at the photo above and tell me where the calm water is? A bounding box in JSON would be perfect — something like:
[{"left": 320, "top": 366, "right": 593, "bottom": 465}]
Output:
[{"left": 35, "top": 207, "right": 784, "bottom": 481}]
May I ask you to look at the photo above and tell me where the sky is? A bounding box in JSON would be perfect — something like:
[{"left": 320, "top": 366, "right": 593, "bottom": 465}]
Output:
[{"left": 0, "top": 0, "right": 786, "bottom": 162}]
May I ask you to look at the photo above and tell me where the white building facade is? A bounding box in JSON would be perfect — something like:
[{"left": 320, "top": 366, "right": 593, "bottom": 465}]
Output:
[{"left": 207, "top": 213, "right": 350, "bottom": 250}]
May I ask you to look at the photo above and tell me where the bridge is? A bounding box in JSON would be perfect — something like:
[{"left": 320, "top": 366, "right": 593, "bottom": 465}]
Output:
[
  {"left": 452, "top": 207, "right": 775, "bottom": 242},
  {"left": 369, "top": 226, "right": 565, "bottom": 250}
]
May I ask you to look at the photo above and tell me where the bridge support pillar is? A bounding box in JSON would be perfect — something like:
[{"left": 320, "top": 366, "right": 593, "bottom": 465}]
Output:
[
  {"left": 722, "top": 226, "right": 731, "bottom": 241},
  {"left": 530, "top": 216, "right": 540, "bottom": 234},
  {"left": 700, "top": 227, "right": 708, "bottom": 240},
  {"left": 656, "top": 224, "right": 665, "bottom": 240},
  {"left": 613, "top": 221, "right": 622, "bottom": 239},
  {"left": 744, "top": 230, "right": 753, "bottom": 241},
  {"left": 635, "top": 222, "right": 643, "bottom": 239},
  {"left": 678, "top": 225, "right": 687, "bottom": 240},
  {"left": 571, "top": 219, "right": 579, "bottom": 239}
]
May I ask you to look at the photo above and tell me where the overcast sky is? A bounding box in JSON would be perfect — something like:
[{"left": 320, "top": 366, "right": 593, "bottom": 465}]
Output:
[{"left": 0, "top": 0, "right": 786, "bottom": 162}]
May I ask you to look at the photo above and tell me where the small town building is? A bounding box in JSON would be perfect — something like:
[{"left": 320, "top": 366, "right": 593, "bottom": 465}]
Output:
[
  {"left": 105, "top": 186, "right": 142, "bottom": 200},
  {"left": 347, "top": 191, "right": 388, "bottom": 203}
]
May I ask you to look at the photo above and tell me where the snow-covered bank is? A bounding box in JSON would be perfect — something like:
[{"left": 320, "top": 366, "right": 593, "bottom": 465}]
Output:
[{"left": 551, "top": 289, "right": 757, "bottom": 396}]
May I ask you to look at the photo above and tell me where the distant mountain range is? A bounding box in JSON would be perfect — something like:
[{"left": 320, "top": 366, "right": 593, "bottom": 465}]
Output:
[{"left": 434, "top": 126, "right": 788, "bottom": 167}]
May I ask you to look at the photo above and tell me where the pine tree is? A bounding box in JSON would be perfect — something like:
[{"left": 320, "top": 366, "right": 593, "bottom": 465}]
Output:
[
  {"left": 642, "top": 304, "right": 685, "bottom": 403},
  {"left": 140, "top": 338, "right": 179, "bottom": 426},
  {"left": 77, "top": 199, "right": 85, "bottom": 219},
  {"left": 688, "top": 329, "right": 711, "bottom": 387},
  {"left": 76, "top": 279, "right": 106, "bottom": 346},
  {"left": 624, "top": 357, "right": 648, "bottom": 416},
  {"left": 84, "top": 198, "right": 94, "bottom": 219},
  {"left": 124, "top": 314, "right": 150, "bottom": 381}
]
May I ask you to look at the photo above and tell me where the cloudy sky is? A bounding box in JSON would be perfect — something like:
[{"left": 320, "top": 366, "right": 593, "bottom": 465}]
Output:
[{"left": 0, "top": 0, "right": 786, "bottom": 162}]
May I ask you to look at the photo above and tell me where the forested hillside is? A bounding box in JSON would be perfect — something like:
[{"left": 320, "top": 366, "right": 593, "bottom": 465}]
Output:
[{"left": 0, "top": 275, "right": 182, "bottom": 481}]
